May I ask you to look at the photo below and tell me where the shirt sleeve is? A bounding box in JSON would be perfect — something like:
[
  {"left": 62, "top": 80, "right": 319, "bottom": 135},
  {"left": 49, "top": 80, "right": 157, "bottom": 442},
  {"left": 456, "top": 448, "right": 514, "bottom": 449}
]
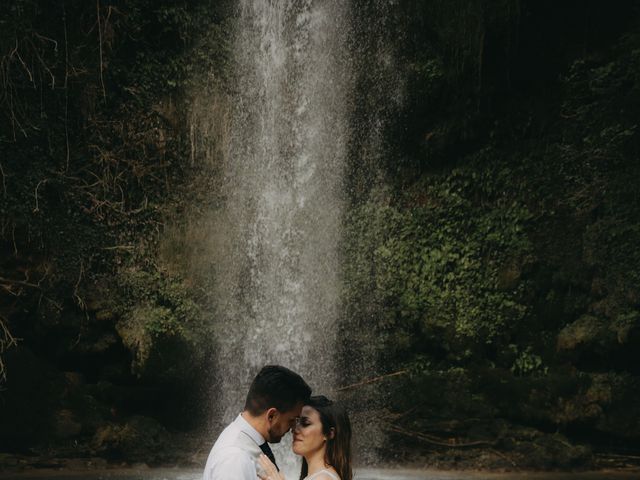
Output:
[{"left": 205, "top": 448, "right": 257, "bottom": 480}]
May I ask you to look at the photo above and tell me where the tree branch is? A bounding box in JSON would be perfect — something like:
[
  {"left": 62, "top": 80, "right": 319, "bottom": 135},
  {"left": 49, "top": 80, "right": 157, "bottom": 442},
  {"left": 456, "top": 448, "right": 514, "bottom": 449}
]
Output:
[
  {"left": 386, "top": 424, "right": 496, "bottom": 449},
  {"left": 336, "top": 370, "right": 408, "bottom": 392},
  {"left": 0, "top": 160, "right": 6, "bottom": 196},
  {"left": 0, "top": 315, "right": 18, "bottom": 382},
  {"left": 0, "top": 276, "right": 41, "bottom": 290}
]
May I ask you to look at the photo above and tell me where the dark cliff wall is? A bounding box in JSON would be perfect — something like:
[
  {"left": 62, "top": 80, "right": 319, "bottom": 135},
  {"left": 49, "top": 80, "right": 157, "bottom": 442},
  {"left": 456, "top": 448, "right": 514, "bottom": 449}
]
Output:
[
  {"left": 341, "top": 0, "right": 640, "bottom": 470},
  {"left": 0, "top": 0, "right": 229, "bottom": 463}
]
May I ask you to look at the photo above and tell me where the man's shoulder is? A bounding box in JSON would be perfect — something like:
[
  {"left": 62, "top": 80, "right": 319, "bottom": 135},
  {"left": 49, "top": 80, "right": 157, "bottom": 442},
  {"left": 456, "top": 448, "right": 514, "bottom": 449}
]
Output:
[
  {"left": 203, "top": 439, "right": 257, "bottom": 480},
  {"left": 211, "top": 444, "right": 251, "bottom": 459},
  {"left": 213, "top": 421, "right": 258, "bottom": 451}
]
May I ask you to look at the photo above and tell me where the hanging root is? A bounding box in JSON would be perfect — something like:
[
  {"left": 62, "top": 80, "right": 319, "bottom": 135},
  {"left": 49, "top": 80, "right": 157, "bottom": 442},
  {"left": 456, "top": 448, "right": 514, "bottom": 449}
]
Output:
[
  {"left": 0, "top": 315, "right": 18, "bottom": 382},
  {"left": 336, "top": 370, "right": 408, "bottom": 392},
  {"left": 0, "top": 160, "right": 6, "bottom": 196}
]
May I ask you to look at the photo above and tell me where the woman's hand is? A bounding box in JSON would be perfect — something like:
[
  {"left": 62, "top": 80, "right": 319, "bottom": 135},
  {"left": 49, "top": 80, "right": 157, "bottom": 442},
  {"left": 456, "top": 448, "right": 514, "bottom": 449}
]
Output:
[{"left": 257, "top": 453, "right": 285, "bottom": 480}]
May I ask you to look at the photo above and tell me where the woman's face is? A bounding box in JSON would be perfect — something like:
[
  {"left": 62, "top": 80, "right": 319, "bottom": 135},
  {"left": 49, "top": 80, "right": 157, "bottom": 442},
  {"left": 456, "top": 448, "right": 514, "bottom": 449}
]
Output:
[{"left": 292, "top": 405, "right": 326, "bottom": 457}]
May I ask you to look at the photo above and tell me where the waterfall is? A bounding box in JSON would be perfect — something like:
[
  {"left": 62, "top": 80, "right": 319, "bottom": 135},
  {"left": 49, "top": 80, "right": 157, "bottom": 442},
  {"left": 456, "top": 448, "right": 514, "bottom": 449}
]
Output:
[
  {"left": 208, "top": 0, "right": 352, "bottom": 470},
  {"left": 187, "top": 0, "right": 405, "bottom": 470}
]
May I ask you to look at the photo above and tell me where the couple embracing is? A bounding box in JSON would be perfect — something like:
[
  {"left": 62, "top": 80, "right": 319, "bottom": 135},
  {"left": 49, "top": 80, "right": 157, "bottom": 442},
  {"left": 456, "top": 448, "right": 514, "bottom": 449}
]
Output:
[{"left": 203, "top": 365, "right": 352, "bottom": 480}]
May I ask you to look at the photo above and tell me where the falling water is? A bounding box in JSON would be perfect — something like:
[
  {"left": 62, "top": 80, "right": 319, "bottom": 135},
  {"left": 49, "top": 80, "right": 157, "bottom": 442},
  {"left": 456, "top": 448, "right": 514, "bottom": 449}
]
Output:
[
  {"left": 208, "top": 0, "right": 352, "bottom": 465},
  {"left": 186, "top": 0, "right": 406, "bottom": 471}
]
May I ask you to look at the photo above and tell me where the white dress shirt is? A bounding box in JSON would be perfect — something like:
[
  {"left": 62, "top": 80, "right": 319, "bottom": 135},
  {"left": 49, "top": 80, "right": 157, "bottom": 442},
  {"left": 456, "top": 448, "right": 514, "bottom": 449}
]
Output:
[{"left": 203, "top": 414, "right": 265, "bottom": 480}]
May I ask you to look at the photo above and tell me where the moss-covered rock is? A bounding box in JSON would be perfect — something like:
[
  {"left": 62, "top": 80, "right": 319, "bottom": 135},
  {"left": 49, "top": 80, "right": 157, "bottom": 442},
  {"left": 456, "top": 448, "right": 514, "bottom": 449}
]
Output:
[
  {"left": 0, "top": 347, "right": 66, "bottom": 449},
  {"left": 556, "top": 315, "right": 607, "bottom": 353},
  {"left": 515, "top": 433, "right": 592, "bottom": 469},
  {"left": 51, "top": 409, "right": 83, "bottom": 440},
  {"left": 92, "top": 416, "right": 170, "bottom": 463},
  {"left": 114, "top": 269, "right": 209, "bottom": 383}
]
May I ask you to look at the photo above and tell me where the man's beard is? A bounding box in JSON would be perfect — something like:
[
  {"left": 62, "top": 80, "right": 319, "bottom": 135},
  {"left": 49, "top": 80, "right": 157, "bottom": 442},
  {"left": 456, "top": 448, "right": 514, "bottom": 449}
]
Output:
[{"left": 267, "top": 426, "right": 284, "bottom": 443}]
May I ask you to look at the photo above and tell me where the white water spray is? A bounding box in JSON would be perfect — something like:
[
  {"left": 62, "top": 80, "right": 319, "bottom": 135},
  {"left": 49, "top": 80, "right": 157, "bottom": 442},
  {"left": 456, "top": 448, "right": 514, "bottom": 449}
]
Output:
[{"left": 207, "top": 1, "right": 352, "bottom": 470}]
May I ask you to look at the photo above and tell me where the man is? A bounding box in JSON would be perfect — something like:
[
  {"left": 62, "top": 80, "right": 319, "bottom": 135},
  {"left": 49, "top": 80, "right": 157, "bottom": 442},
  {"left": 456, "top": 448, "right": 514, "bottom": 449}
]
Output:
[{"left": 203, "top": 365, "right": 312, "bottom": 480}]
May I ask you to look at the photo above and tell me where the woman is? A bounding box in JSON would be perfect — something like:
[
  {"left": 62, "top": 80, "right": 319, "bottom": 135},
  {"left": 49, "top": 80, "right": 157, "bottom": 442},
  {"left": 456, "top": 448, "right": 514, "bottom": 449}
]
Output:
[{"left": 258, "top": 395, "right": 352, "bottom": 480}]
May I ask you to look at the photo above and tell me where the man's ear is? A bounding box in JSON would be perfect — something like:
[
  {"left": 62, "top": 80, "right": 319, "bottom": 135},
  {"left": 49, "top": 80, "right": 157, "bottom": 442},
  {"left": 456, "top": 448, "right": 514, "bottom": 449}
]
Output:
[{"left": 266, "top": 407, "right": 279, "bottom": 422}]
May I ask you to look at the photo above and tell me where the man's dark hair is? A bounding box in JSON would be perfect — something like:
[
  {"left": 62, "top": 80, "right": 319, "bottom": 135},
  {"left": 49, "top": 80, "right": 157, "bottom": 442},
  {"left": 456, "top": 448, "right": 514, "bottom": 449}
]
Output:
[{"left": 244, "top": 365, "right": 311, "bottom": 415}]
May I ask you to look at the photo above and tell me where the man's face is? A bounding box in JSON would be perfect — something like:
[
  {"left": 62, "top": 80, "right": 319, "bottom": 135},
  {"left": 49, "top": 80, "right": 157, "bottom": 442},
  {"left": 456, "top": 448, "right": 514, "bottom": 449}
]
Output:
[{"left": 266, "top": 401, "right": 304, "bottom": 443}]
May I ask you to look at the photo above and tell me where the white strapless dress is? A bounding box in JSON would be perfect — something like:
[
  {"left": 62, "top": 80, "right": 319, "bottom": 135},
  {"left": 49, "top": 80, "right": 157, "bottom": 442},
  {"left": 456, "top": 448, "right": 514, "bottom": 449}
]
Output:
[{"left": 304, "top": 469, "right": 340, "bottom": 480}]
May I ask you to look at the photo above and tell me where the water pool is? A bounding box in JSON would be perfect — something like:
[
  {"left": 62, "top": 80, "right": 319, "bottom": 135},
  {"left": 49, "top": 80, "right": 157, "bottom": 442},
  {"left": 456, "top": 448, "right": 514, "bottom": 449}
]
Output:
[{"left": 0, "top": 468, "right": 638, "bottom": 480}]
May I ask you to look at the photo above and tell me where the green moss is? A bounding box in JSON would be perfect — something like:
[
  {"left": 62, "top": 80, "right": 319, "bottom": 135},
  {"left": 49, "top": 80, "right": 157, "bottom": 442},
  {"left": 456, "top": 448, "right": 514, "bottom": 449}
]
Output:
[
  {"left": 113, "top": 269, "right": 209, "bottom": 379},
  {"left": 344, "top": 163, "right": 532, "bottom": 363}
]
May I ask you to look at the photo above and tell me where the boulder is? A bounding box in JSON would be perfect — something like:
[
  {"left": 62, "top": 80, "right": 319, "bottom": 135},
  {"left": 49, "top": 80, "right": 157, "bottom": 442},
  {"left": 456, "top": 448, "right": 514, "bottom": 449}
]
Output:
[
  {"left": 593, "top": 373, "right": 640, "bottom": 439},
  {"left": 556, "top": 315, "right": 605, "bottom": 352},
  {"left": 0, "top": 347, "right": 66, "bottom": 449},
  {"left": 115, "top": 305, "right": 202, "bottom": 384},
  {"left": 92, "top": 416, "right": 170, "bottom": 463},
  {"left": 557, "top": 312, "right": 640, "bottom": 371},
  {"left": 515, "top": 433, "right": 592, "bottom": 469},
  {"left": 610, "top": 311, "right": 640, "bottom": 346},
  {"left": 74, "top": 332, "right": 119, "bottom": 355},
  {"left": 52, "top": 409, "right": 82, "bottom": 439}
]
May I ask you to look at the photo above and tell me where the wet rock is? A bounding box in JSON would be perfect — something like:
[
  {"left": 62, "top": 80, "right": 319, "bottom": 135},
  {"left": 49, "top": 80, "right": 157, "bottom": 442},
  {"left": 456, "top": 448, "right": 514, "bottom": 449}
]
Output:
[
  {"left": 610, "top": 311, "right": 640, "bottom": 345},
  {"left": 64, "top": 371, "right": 85, "bottom": 387},
  {"left": 85, "top": 457, "right": 108, "bottom": 469},
  {"left": 0, "top": 347, "right": 66, "bottom": 449},
  {"left": 52, "top": 409, "right": 82, "bottom": 439},
  {"left": 589, "top": 296, "right": 619, "bottom": 319},
  {"left": 496, "top": 425, "right": 593, "bottom": 469},
  {"left": 116, "top": 306, "right": 163, "bottom": 377},
  {"left": 84, "top": 281, "right": 116, "bottom": 313},
  {"left": 556, "top": 314, "right": 606, "bottom": 352},
  {"left": 116, "top": 305, "right": 202, "bottom": 386},
  {"left": 65, "top": 389, "right": 112, "bottom": 436},
  {"left": 74, "top": 332, "right": 119, "bottom": 354},
  {"left": 92, "top": 415, "right": 170, "bottom": 463},
  {"left": 533, "top": 284, "right": 589, "bottom": 330},
  {"left": 31, "top": 458, "right": 65, "bottom": 469},
  {"left": 516, "top": 433, "right": 592, "bottom": 469},
  {"left": 100, "top": 362, "right": 130, "bottom": 382},
  {"left": 0, "top": 453, "right": 20, "bottom": 467},
  {"left": 190, "top": 452, "right": 209, "bottom": 467},
  {"left": 551, "top": 373, "right": 610, "bottom": 426},
  {"left": 593, "top": 373, "right": 640, "bottom": 439},
  {"left": 537, "top": 371, "right": 640, "bottom": 439},
  {"left": 590, "top": 276, "right": 608, "bottom": 298},
  {"left": 63, "top": 458, "right": 94, "bottom": 470},
  {"left": 95, "top": 309, "right": 116, "bottom": 322},
  {"left": 88, "top": 380, "right": 161, "bottom": 415},
  {"left": 556, "top": 312, "right": 640, "bottom": 371}
]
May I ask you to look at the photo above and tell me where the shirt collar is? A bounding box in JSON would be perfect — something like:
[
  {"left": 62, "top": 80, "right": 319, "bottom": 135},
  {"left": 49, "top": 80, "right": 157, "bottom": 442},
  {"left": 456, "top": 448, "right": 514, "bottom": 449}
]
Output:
[{"left": 236, "top": 413, "right": 266, "bottom": 446}]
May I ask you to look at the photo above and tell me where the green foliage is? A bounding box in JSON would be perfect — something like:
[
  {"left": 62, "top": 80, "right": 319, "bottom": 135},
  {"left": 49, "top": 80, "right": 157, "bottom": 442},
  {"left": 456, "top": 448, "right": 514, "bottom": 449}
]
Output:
[
  {"left": 118, "top": 269, "right": 206, "bottom": 339},
  {"left": 0, "top": 0, "right": 226, "bottom": 382},
  {"left": 344, "top": 162, "right": 532, "bottom": 361},
  {"left": 347, "top": 4, "right": 640, "bottom": 397},
  {"left": 555, "top": 50, "right": 640, "bottom": 317},
  {"left": 110, "top": 0, "right": 231, "bottom": 99},
  {"left": 510, "top": 345, "right": 547, "bottom": 376},
  {"left": 115, "top": 268, "right": 209, "bottom": 378}
]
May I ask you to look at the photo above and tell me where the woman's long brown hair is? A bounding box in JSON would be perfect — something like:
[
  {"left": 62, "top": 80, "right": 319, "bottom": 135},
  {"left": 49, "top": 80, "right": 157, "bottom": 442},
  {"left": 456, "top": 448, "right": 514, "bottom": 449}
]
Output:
[{"left": 299, "top": 396, "right": 352, "bottom": 480}]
